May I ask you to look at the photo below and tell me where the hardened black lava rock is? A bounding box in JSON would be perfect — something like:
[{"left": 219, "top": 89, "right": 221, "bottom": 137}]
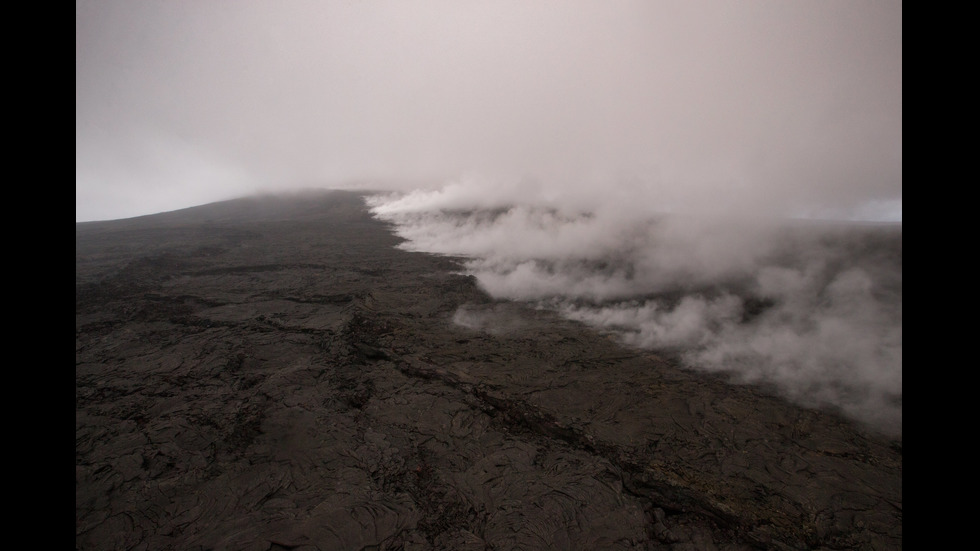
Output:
[{"left": 76, "top": 189, "right": 901, "bottom": 550}]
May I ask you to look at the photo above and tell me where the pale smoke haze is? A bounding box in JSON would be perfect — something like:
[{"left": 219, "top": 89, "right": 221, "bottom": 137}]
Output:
[{"left": 76, "top": 1, "right": 900, "bottom": 222}]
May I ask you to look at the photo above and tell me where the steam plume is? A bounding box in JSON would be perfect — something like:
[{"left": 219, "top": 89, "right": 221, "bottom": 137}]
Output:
[{"left": 368, "top": 176, "right": 902, "bottom": 436}]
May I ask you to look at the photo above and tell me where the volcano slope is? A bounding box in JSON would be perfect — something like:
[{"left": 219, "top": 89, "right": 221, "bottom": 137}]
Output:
[{"left": 76, "top": 189, "right": 901, "bottom": 550}]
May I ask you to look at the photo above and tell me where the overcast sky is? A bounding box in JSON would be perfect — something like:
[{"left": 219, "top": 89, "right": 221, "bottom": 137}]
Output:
[{"left": 76, "top": 0, "right": 902, "bottom": 223}]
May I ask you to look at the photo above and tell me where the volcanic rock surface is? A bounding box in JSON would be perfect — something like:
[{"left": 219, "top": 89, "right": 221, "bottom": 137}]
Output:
[{"left": 76, "top": 189, "right": 901, "bottom": 550}]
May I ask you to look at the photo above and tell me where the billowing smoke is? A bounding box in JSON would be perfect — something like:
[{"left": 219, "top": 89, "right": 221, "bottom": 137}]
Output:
[{"left": 367, "top": 176, "right": 902, "bottom": 437}]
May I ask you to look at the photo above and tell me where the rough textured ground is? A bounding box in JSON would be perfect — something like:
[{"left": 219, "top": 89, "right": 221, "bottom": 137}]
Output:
[{"left": 76, "top": 189, "right": 902, "bottom": 550}]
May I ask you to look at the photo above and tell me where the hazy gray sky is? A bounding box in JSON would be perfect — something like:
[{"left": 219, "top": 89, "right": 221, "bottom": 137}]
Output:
[{"left": 76, "top": 0, "right": 902, "bottom": 222}]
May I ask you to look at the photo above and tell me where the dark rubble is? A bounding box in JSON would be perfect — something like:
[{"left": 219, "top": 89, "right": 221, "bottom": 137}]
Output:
[{"left": 76, "top": 190, "right": 901, "bottom": 550}]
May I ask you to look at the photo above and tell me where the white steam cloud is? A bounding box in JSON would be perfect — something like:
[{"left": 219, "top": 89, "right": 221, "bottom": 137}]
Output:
[{"left": 368, "top": 176, "right": 902, "bottom": 437}]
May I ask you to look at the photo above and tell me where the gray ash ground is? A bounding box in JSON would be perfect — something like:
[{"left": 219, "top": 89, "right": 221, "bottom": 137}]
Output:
[{"left": 76, "top": 190, "right": 901, "bottom": 550}]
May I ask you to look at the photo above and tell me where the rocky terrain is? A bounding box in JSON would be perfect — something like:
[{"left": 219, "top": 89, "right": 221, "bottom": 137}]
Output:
[{"left": 76, "top": 189, "right": 902, "bottom": 550}]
